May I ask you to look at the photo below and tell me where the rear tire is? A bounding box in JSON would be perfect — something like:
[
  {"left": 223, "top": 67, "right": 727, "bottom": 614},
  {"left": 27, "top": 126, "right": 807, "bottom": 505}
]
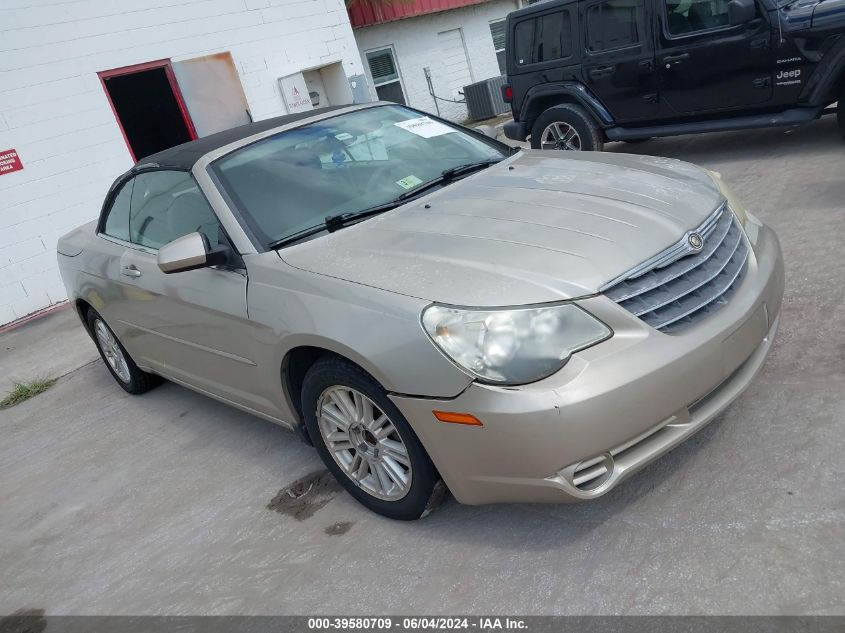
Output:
[
  {"left": 301, "top": 357, "right": 441, "bottom": 520},
  {"left": 530, "top": 103, "right": 603, "bottom": 152},
  {"left": 86, "top": 308, "right": 161, "bottom": 395}
]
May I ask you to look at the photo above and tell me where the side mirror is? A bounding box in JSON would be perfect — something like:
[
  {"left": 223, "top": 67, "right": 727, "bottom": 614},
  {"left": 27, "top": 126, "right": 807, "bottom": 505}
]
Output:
[
  {"left": 473, "top": 124, "right": 497, "bottom": 139},
  {"left": 157, "top": 232, "right": 230, "bottom": 274},
  {"left": 728, "top": 0, "right": 756, "bottom": 25}
]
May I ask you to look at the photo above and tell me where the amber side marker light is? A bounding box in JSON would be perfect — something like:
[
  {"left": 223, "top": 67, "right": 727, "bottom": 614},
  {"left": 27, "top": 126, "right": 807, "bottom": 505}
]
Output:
[{"left": 433, "top": 411, "right": 483, "bottom": 426}]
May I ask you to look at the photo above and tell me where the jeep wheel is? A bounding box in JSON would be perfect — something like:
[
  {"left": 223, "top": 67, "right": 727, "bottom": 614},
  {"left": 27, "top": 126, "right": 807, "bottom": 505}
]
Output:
[{"left": 531, "top": 104, "right": 603, "bottom": 152}]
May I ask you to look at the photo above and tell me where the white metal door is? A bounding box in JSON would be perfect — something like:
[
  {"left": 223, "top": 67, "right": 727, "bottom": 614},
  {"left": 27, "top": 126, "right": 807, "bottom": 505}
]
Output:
[{"left": 437, "top": 28, "right": 473, "bottom": 100}]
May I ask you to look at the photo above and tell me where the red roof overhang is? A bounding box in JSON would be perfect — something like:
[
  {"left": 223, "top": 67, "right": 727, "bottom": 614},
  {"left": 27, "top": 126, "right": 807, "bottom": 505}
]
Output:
[{"left": 348, "top": 0, "right": 487, "bottom": 28}]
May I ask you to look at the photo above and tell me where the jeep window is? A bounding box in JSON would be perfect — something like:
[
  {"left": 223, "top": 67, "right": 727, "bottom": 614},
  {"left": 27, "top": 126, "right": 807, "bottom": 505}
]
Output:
[
  {"left": 587, "top": 0, "right": 641, "bottom": 51},
  {"left": 665, "top": 0, "right": 736, "bottom": 35},
  {"left": 514, "top": 11, "right": 573, "bottom": 65}
]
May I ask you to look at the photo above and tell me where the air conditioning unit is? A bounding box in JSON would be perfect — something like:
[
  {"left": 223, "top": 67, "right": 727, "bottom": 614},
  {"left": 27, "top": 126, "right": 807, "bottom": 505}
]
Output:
[{"left": 463, "top": 76, "right": 510, "bottom": 122}]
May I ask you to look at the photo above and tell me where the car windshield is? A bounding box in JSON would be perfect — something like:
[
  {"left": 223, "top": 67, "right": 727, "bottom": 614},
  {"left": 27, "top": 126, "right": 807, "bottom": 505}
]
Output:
[{"left": 210, "top": 105, "right": 508, "bottom": 249}]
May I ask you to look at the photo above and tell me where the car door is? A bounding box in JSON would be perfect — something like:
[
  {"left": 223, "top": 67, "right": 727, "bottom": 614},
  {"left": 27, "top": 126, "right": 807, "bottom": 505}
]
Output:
[
  {"left": 109, "top": 169, "right": 272, "bottom": 413},
  {"left": 581, "top": 0, "right": 661, "bottom": 122},
  {"left": 657, "top": 0, "right": 772, "bottom": 114}
]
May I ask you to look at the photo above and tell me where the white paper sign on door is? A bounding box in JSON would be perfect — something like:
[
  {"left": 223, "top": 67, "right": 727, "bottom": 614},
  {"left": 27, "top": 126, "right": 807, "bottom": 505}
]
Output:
[{"left": 278, "top": 73, "right": 314, "bottom": 114}]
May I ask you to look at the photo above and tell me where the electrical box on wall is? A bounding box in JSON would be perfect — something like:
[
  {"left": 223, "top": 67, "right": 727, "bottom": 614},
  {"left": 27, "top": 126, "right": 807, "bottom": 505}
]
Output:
[{"left": 348, "top": 74, "right": 369, "bottom": 104}]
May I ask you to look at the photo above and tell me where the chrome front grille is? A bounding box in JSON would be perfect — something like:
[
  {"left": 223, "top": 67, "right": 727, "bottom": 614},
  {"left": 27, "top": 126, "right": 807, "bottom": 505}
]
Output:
[{"left": 603, "top": 204, "right": 749, "bottom": 333}]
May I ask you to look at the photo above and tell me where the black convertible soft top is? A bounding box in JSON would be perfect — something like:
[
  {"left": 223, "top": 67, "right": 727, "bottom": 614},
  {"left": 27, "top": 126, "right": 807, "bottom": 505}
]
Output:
[{"left": 135, "top": 105, "right": 352, "bottom": 171}]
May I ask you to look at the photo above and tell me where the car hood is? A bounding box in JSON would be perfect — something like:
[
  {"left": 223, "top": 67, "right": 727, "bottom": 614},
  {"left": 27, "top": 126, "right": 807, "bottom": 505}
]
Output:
[{"left": 279, "top": 151, "right": 725, "bottom": 306}]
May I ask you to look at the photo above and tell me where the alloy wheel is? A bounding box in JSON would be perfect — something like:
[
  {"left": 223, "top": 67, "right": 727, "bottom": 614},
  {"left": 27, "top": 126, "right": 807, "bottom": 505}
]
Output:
[
  {"left": 540, "top": 122, "right": 582, "bottom": 151},
  {"left": 317, "top": 386, "right": 413, "bottom": 501},
  {"left": 94, "top": 318, "right": 131, "bottom": 383}
]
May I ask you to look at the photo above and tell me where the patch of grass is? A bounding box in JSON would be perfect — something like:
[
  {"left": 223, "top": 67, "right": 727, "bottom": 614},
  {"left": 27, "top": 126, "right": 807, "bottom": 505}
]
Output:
[{"left": 0, "top": 377, "right": 57, "bottom": 409}]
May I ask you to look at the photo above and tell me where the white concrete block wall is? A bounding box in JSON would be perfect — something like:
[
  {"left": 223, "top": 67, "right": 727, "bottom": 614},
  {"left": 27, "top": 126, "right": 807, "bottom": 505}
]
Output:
[
  {"left": 353, "top": 0, "right": 518, "bottom": 122},
  {"left": 0, "top": 0, "right": 366, "bottom": 325}
]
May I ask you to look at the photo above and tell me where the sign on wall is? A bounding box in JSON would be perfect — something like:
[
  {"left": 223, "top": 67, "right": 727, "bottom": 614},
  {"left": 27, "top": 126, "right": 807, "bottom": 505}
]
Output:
[
  {"left": 278, "top": 73, "right": 314, "bottom": 114},
  {"left": 0, "top": 149, "right": 23, "bottom": 175}
]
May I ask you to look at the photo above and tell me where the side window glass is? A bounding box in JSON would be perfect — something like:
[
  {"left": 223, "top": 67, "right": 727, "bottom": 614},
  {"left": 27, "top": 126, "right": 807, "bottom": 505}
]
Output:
[
  {"left": 666, "top": 0, "right": 733, "bottom": 35},
  {"left": 102, "top": 180, "right": 133, "bottom": 242},
  {"left": 129, "top": 171, "right": 222, "bottom": 250},
  {"left": 515, "top": 11, "right": 572, "bottom": 65},
  {"left": 587, "top": 0, "right": 641, "bottom": 51}
]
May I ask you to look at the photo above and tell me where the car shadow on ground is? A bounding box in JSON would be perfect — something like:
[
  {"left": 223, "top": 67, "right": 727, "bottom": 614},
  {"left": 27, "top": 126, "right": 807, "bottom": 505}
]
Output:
[
  {"left": 96, "top": 359, "right": 732, "bottom": 549},
  {"left": 603, "top": 116, "right": 841, "bottom": 164}
]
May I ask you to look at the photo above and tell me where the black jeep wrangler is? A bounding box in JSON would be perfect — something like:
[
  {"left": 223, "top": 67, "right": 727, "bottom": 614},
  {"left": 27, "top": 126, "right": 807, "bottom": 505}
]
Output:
[{"left": 501, "top": 0, "right": 845, "bottom": 150}]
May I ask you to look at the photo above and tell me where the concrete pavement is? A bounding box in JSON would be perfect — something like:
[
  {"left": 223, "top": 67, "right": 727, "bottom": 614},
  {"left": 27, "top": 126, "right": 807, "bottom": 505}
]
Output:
[
  {"left": 0, "top": 307, "right": 98, "bottom": 395},
  {"left": 1, "top": 117, "right": 844, "bottom": 615}
]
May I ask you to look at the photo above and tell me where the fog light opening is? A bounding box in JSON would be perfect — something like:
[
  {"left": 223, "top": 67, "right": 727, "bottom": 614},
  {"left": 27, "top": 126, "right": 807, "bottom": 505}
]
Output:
[{"left": 572, "top": 452, "right": 614, "bottom": 491}]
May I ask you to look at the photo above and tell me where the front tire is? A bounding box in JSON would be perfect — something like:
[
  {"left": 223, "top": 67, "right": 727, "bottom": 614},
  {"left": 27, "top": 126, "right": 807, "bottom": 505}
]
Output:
[
  {"left": 530, "top": 103, "right": 603, "bottom": 152},
  {"left": 86, "top": 308, "right": 161, "bottom": 395},
  {"left": 301, "top": 357, "right": 441, "bottom": 520}
]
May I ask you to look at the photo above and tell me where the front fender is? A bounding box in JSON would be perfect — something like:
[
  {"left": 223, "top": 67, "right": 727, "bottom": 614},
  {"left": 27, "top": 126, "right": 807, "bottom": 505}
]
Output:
[
  {"left": 800, "top": 34, "right": 845, "bottom": 105},
  {"left": 245, "top": 253, "right": 473, "bottom": 403},
  {"left": 519, "top": 82, "right": 615, "bottom": 127}
]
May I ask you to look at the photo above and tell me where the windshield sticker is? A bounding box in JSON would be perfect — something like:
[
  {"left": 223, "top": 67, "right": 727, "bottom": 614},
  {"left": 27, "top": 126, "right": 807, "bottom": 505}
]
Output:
[
  {"left": 394, "top": 117, "right": 455, "bottom": 138},
  {"left": 395, "top": 175, "right": 423, "bottom": 190}
]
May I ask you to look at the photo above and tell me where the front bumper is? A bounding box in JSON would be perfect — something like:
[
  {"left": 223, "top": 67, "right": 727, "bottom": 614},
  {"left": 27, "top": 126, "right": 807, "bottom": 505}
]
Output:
[{"left": 390, "top": 223, "right": 784, "bottom": 505}]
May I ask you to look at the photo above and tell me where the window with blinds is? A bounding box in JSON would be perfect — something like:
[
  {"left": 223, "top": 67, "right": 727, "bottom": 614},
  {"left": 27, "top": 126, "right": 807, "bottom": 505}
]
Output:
[
  {"left": 366, "top": 48, "right": 399, "bottom": 86},
  {"left": 365, "top": 47, "right": 406, "bottom": 105},
  {"left": 489, "top": 19, "right": 507, "bottom": 75}
]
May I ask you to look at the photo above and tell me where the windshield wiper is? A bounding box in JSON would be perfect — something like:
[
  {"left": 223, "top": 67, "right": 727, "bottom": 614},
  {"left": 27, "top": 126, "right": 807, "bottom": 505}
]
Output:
[
  {"left": 269, "top": 159, "right": 502, "bottom": 250},
  {"left": 267, "top": 224, "right": 332, "bottom": 250},
  {"left": 268, "top": 200, "right": 405, "bottom": 250},
  {"left": 324, "top": 200, "right": 404, "bottom": 233},
  {"left": 397, "top": 158, "right": 502, "bottom": 201}
]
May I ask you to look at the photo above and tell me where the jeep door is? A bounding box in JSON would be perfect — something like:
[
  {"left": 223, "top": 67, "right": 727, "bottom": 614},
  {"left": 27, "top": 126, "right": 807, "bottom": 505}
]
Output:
[
  {"left": 580, "top": 0, "right": 661, "bottom": 122},
  {"left": 656, "top": 0, "right": 773, "bottom": 113}
]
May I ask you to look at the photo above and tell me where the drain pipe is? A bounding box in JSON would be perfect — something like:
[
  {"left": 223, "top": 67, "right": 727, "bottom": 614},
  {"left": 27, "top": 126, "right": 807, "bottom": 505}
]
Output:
[{"left": 424, "top": 67, "right": 440, "bottom": 116}]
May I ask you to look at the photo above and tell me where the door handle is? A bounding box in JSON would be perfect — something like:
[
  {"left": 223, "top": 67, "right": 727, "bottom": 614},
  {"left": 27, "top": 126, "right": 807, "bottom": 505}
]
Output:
[
  {"left": 589, "top": 65, "right": 616, "bottom": 79},
  {"left": 663, "top": 53, "right": 690, "bottom": 67},
  {"left": 121, "top": 265, "right": 142, "bottom": 278}
]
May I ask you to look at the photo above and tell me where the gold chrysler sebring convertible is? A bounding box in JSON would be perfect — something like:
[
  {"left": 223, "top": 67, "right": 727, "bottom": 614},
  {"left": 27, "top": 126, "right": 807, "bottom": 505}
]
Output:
[{"left": 57, "top": 103, "right": 784, "bottom": 520}]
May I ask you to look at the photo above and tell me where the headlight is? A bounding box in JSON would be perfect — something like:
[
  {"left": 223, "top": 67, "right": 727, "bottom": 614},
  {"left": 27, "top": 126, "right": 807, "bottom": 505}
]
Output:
[{"left": 421, "top": 303, "right": 611, "bottom": 384}]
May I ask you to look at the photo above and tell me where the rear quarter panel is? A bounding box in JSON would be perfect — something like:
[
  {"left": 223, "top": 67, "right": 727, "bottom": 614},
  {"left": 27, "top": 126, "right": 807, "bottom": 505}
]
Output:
[{"left": 56, "top": 221, "right": 100, "bottom": 315}]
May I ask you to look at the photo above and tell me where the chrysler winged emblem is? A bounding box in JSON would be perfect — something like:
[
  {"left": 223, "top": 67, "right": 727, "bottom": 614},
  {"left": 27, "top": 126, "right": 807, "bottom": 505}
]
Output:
[{"left": 688, "top": 232, "right": 704, "bottom": 251}]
